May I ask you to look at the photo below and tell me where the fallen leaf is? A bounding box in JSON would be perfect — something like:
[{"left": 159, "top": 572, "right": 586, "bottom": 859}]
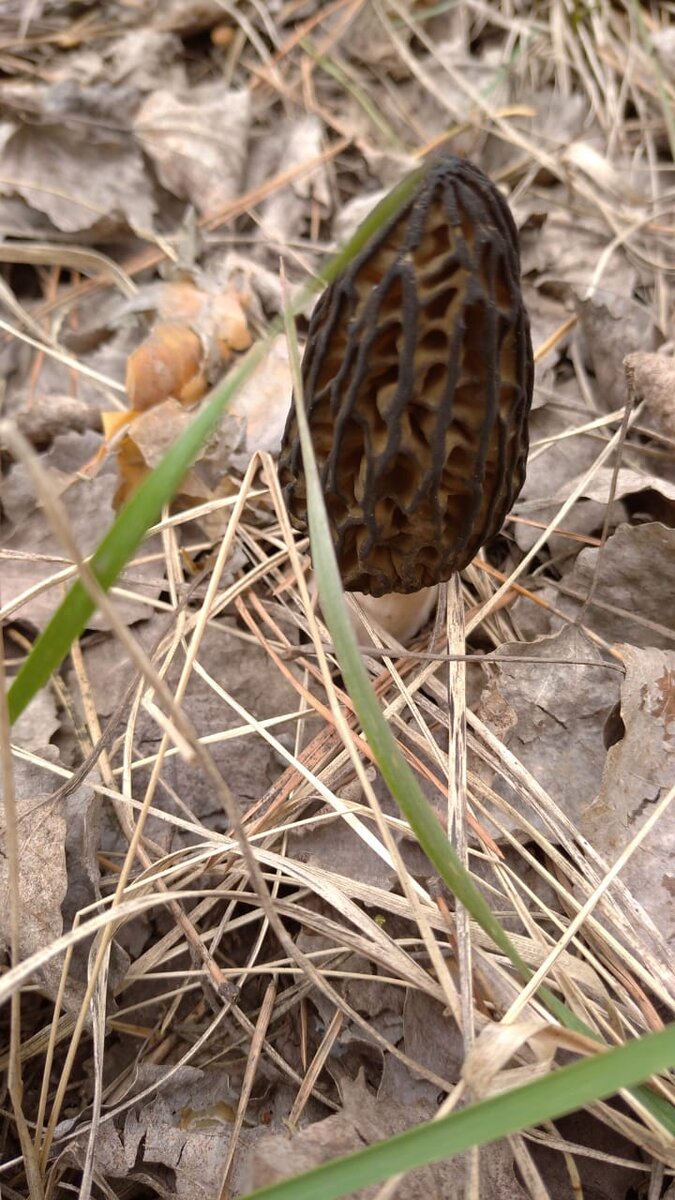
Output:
[
  {"left": 1, "top": 464, "right": 162, "bottom": 630},
  {"left": 577, "top": 293, "right": 659, "bottom": 412},
  {"left": 520, "top": 207, "right": 636, "bottom": 305},
  {"left": 9, "top": 688, "right": 60, "bottom": 752},
  {"left": 555, "top": 522, "right": 675, "bottom": 649},
  {"left": 476, "top": 626, "right": 619, "bottom": 837},
  {"left": 625, "top": 350, "right": 675, "bottom": 443},
  {"left": 10, "top": 393, "right": 100, "bottom": 448},
  {"left": 111, "top": 621, "right": 300, "bottom": 837},
  {"left": 0, "top": 747, "right": 67, "bottom": 992},
  {"left": 151, "top": 0, "right": 226, "bottom": 34},
  {"left": 134, "top": 82, "right": 250, "bottom": 216},
  {"left": 77, "top": 1063, "right": 256, "bottom": 1199},
  {"left": 104, "top": 28, "right": 185, "bottom": 90},
  {"left": 514, "top": 464, "right": 675, "bottom": 559},
  {"left": 227, "top": 334, "right": 292, "bottom": 457},
  {"left": 514, "top": 396, "right": 605, "bottom": 526},
  {"left": 252, "top": 114, "right": 331, "bottom": 258},
  {"left": 581, "top": 645, "right": 675, "bottom": 946},
  {"left": 126, "top": 321, "right": 207, "bottom": 412},
  {"left": 247, "top": 1070, "right": 527, "bottom": 1198},
  {"left": 0, "top": 82, "right": 156, "bottom": 235}
]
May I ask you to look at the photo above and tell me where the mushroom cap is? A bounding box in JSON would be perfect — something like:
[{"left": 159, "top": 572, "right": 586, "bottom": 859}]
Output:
[{"left": 279, "top": 154, "right": 534, "bottom": 597}]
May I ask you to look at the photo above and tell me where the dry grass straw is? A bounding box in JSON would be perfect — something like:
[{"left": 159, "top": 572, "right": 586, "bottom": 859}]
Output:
[{"left": 2, "top": 1, "right": 674, "bottom": 1194}]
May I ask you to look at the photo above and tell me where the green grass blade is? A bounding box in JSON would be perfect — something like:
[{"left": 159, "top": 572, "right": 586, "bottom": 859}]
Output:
[{"left": 242, "top": 1022, "right": 675, "bottom": 1200}]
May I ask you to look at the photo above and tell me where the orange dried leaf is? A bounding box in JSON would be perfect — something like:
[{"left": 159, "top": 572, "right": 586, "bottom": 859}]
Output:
[
  {"left": 156, "top": 280, "right": 208, "bottom": 325},
  {"left": 113, "top": 431, "right": 150, "bottom": 509},
  {"left": 101, "top": 410, "right": 134, "bottom": 440},
  {"left": 126, "top": 321, "right": 205, "bottom": 413},
  {"left": 212, "top": 291, "right": 252, "bottom": 362}
]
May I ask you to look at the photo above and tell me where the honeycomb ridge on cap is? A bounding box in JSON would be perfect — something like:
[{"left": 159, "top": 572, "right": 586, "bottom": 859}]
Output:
[{"left": 279, "top": 154, "right": 534, "bottom": 597}]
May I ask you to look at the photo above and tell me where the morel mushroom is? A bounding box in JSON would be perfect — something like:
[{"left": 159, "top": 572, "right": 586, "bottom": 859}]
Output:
[{"left": 279, "top": 155, "right": 534, "bottom": 597}]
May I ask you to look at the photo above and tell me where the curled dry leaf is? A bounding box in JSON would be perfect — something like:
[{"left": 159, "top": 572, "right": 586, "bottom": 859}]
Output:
[
  {"left": 124, "top": 280, "right": 252, "bottom": 413},
  {"left": 112, "top": 396, "right": 238, "bottom": 513},
  {"left": 9, "top": 393, "right": 100, "bottom": 448},
  {"left": 562, "top": 466, "right": 675, "bottom": 510},
  {"left": 581, "top": 645, "right": 675, "bottom": 947},
  {"left": 111, "top": 281, "right": 252, "bottom": 507},
  {"left": 126, "top": 321, "right": 207, "bottom": 413},
  {"left": 464, "top": 1018, "right": 555, "bottom": 1099},
  {"left": 625, "top": 350, "right": 675, "bottom": 442}
]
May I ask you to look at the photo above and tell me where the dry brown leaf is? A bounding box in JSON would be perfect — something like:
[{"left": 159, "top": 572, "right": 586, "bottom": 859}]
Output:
[
  {"left": 566, "top": 466, "right": 675, "bottom": 509},
  {"left": 105, "top": 28, "right": 185, "bottom": 90},
  {"left": 134, "top": 81, "right": 250, "bottom": 215},
  {"left": 555, "top": 522, "right": 675, "bottom": 649},
  {"left": 248, "top": 1070, "right": 526, "bottom": 1199},
  {"left": 212, "top": 289, "right": 252, "bottom": 362},
  {"left": 577, "top": 293, "right": 659, "bottom": 412},
  {"left": 401, "top": 988, "right": 464, "bottom": 1087},
  {"left": 113, "top": 397, "right": 199, "bottom": 509},
  {"left": 251, "top": 114, "right": 331, "bottom": 257},
  {"left": 227, "top": 334, "right": 292, "bottom": 457},
  {"left": 10, "top": 688, "right": 60, "bottom": 752},
  {"left": 0, "top": 82, "right": 156, "bottom": 235},
  {"left": 112, "top": 390, "right": 247, "bottom": 517},
  {"left": 514, "top": 465, "right": 675, "bottom": 559},
  {"left": 524, "top": 287, "right": 574, "bottom": 405},
  {"left": 515, "top": 396, "right": 604, "bottom": 520},
  {"left": 113, "top": 283, "right": 253, "bottom": 505},
  {"left": 10, "top": 393, "right": 100, "bottom": 448},
  {"left": 79, "top": 1063, "right": 256, "bottom": 1198},
  {"left": 476, "top": 626, "right": 619, "bottom": 837},
  {"left": 287, "top": 799, "right": 396, "bottom": 893},
  {"left": 115, "top": 622, "right": 298, "bottom": 836},
  {"left": 581, "top": 645, "right": 675, "bottom": 945},
  {"left": 1, "top": 457, "right": 161, "bottom": 630},
  {"left": 397, "top": 41, "right": 508, "bottom": 156},
  {"left": 520, "top": 208, "right": 636, "bottom": 305},
  {"left": 150, "top": 0, "right": 226, "bottom": 34},
  {"left": 0, "top": 748, "right": 66, "bottom": 989},
  {"left": 126, "top": 321, "right": 207, "bottom": 413},
  {"left": 625, "top": 350, "right": 675, "bottom": 442}
]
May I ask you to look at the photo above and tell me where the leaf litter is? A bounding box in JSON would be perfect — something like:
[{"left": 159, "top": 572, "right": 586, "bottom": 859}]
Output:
[{"left": 0, "top": 2, "right": 674, "bottom": 1198}]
